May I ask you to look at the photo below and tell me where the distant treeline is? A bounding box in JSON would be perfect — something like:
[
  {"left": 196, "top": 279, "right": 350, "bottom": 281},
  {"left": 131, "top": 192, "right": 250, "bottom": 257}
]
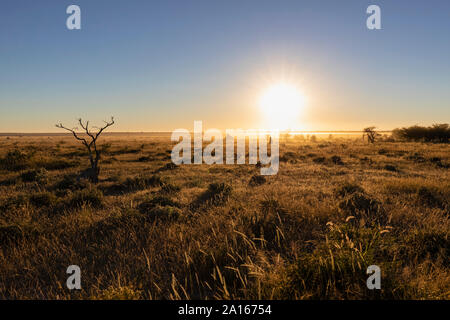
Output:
[{"left": 392, "top": 124, "right": 449, "bottom": 143}]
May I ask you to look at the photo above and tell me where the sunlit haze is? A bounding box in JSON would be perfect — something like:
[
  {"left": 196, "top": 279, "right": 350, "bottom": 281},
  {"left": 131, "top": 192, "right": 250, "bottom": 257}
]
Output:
[{"left": 0, "top": 0, "right": 449, "bottom": 132}]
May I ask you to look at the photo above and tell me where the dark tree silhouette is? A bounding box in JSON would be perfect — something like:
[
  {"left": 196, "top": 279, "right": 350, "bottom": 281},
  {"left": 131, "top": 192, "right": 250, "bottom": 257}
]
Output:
[
  {"left": 392, "top": 123, "right": 450, "bottom": 143},
  {"left": 56, "top": 117, "right": 114, "bottom": 183},
  {"left": 363, "top": 126, "right": 380, "bottom": 144}
]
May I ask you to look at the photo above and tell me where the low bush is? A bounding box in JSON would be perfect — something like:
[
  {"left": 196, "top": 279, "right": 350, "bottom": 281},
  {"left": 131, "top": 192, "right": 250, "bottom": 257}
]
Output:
[
  {"left": 335, "top": 182, "right": 365, "bottom": 198},
  {"left": 29, "top": 192, "right": 57, "bottom": 208},
  {"left": 105, "top": 175, "right": 163, "bottom": 195},
  {"left": 192, "top": 183, "right": 232, "bottom": 207},
  {"left": 139, "top": 195, "right": 181, "bottom": 211},
  {"left": 338, "top": 192, "right": 387, "bottom": 226},
  {"left": 393, "top": 123, "right": 449, "bottom": 143},
  {"left": 67, "top": 187, "right": 104, "bottom": 209},
  {"left": 330, "top": 155, "right": 344, "bottom": 165},
  {"left": 384, "top": 165, "right": 398, "bottom": 172},
  {"left": 416, "top": 187, "right": 445, "bottom": 209},
  {"left": 279, "top": 152, "right": 298, "bottom": 163},
  {"left": 249, "top": 175, "right": 266, "bottom": 187},
  {"left": 404, "top": 229, "right": 449, "bottom": 262},
  {"left": 144, "top": 205, "right": 182, "bottom": 222},
  {"left": 40, "top": 158, "right": 77, "bottom": 170},
  {"left": 155, "top": 162, "right": 177, "bottom": 172},
  {"left": 159, "top": 183, "right": 181, "bottom": 194},
  {"left": 55, "top": 174, "right": 91, "bottom": 191},
  {"left": 0, "top": 150, "right": 33, "bottom": 171},
  {"left": 312, "top": 157, "right": 326, "bottom": 164},
  {"left": 20, "top": 168, "right": 48, "bottom": 184}
]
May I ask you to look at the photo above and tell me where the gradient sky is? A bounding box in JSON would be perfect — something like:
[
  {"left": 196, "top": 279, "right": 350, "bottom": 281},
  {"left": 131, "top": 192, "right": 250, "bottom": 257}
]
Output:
[{"left": 0, "top": 0, "right": 449, "bottom": 132}]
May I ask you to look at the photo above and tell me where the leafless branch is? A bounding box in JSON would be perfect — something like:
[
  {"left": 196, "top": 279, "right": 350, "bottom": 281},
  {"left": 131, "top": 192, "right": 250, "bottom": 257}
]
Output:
[{"left": 55, "top": 117, "right": 115, "bottom": 183}]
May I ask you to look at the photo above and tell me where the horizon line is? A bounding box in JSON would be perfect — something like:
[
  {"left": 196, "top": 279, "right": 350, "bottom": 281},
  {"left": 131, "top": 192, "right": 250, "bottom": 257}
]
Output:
[{"left": 0, "top": 130, "right": 394, "bottom": 136}]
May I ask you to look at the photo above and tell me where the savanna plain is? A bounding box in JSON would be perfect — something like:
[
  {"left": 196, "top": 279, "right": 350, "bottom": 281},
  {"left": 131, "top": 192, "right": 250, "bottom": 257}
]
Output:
[{"left": 0, "top": 132, "right": 448, "bottom": 299}]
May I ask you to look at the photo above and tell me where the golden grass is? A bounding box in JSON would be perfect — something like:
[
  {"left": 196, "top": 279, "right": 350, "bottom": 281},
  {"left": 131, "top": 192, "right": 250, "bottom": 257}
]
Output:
[{"left": 0, "top": 134, "right": 448, "bottom": 299}]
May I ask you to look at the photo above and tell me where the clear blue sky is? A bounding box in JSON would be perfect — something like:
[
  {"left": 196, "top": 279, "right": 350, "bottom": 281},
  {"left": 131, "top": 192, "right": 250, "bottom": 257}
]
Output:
[{"left": 0, "top": 0, "right": 449, "bottom": 132}]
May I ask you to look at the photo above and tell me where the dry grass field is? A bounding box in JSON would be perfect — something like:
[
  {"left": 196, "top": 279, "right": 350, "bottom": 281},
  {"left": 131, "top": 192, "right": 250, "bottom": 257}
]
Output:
[{"left": 0, "top": 133, "right": 449, "bottom": 299}]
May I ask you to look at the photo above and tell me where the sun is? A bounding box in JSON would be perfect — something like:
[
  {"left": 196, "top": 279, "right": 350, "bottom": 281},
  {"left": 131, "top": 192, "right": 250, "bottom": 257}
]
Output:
[{"left": 259, "top": 82, "right": 305, "bottom": 130}]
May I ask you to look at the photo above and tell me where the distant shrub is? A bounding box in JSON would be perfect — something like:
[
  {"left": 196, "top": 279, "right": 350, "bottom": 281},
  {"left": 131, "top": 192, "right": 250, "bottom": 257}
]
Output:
[
  {"left": 0, "top": 149, "right": 33, "bottom": 171},
  {"left": 279, "top": 152, "right": 297, "bottom": 163},
  {"left": 0, "top": 176, "right": 18, "bottom": 186},
  {"left": 312, "top": 157, "right": 325, "bottom": 164},
  {"left": 338, "top": 192, "right": 387, "bottom": 225},
  {"left": 110, "top": 147, "right": 141, "bottom": 156},
  {"left": 359, "top": 156, "right": 373, "bottom": 165},
  {"left": 20, "top": 168, "right": 48, "bottom": 184},
  {"left": 330, "top": 155, "right": 344, "bottom": 165},
  {"left": 206, "top": 182, "right": 232, "bottom": 203},
  {"left": 393, "top": 123, "right": 450, "bottom": 143},
  {"left": 240, "top": 206, "right": 281, "bottom": 245},
  {"left": 0, "top": 194, "right": 28, "bottom": 211},
  {"left": 138, "top": 156, "right": 152, "bottom": 162},
  {"left": 82, "top": 211, "right": 144, "bottom": 240},
  {"left": 405, "top": 229, "right": 449, "bottom": 261},
  {"left": 405, "top": 152, "right": 426, "bottom": 163},
  {"left": 143, "top": 205, "right": 182, "bottom": 222},
  {"left": 0, "top": 149, "right": 77, "bottom": 172},
  {"left": 138, "top": 195, "right": 182, "bottom": 221},
  {"left": 235, "top": 199, "right": 287, "bottom": 247},
  {"left": 339, "top": 193, "right": 379, "bottom": 214},
  {"left": 40, "top": 158, "right": 77, "bottom": 170},
  {"left": 63, "top": 148, "right": 87, "bottom": 158},
  {"left": 335, "top": 182, "right": 365, "bottom": 198},
  {"left": 193, "top": 182, "right": 232, "bottom": 207},
  {"left": 384, "top": 164, "right": 398, "bottom": 172},
  {"left": 67, "top": 187, "right": 104, "bottom": 209},
  {"left": 155, "top": 162, "right": 177, "bottom": 172},
  {"left": 29, "top": 192, "right": 57, "bottom": 208},
  {"left": 260, "top": 199, "right": 285, "bottom": 216},
  {"left": 416, "top": 187, "right": 445, "bottom": 209},
  {"left": 429, "top": 157, "right": 441, "bottom": 163},
  {"left": 105, "top": 175, "right": 163, "bottom": 195},
  {"left": 100, "top": 143, "right": 112, "bottom": 154},
  {"left": 144, "top": 195, "right": 181, "bottom": 208},
  {"left": 249, "top": 175, "right": 266, "bottom": 186},
  {"left": 128, "top": 175, "right": 163, "bottom": 189},
  {"left": 55, "top": 174, "right": 90, "bottom": 191},
  {"left": 428, "top": 157, "right": 448, "bottom": 169},
  {"left": 160, "top": 182, "right": 181, "bottom": 194}
]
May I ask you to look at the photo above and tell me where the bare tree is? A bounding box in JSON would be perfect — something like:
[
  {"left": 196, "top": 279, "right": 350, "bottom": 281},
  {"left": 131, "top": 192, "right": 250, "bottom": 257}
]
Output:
[
  {"left": 363, "top": 126, "right": 380, "bottom": 144},
  {"left": 56, "top": 117, "right": 114, "bottom": 183}
]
